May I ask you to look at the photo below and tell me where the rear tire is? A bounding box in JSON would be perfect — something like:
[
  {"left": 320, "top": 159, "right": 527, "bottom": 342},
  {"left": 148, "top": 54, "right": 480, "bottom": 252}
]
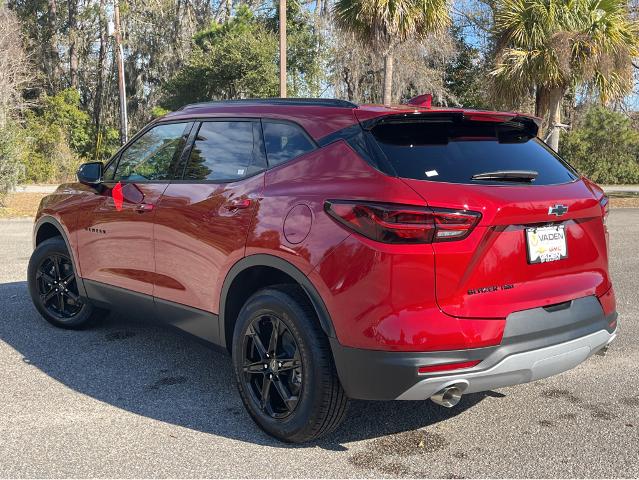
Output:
[
  {"left": 232, "top": 285, "right": 349, "bottom": 443},
  {"left": 28, "top": 237, "right": 102, "bottom": 329}
]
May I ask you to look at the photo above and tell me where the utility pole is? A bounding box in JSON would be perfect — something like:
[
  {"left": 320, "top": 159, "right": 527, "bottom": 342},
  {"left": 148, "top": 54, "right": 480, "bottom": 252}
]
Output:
[
  {"left": 113, "top": 1, "right": 128, "bottom": 144},
  {"left": 279, "top": 0, "right": 287, "bottom": 98}
]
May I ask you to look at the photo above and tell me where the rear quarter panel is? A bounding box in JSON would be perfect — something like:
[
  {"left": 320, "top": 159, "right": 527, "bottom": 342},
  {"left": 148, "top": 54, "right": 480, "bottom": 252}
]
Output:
[{"left": 245, "top": 140, "right": 426, "bottom": 275}]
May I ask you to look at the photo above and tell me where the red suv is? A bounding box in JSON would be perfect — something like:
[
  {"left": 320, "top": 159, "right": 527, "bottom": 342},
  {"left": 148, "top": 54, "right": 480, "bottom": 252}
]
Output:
[{"left": 28, "top": 98, "right": 617, "bottom": 442}]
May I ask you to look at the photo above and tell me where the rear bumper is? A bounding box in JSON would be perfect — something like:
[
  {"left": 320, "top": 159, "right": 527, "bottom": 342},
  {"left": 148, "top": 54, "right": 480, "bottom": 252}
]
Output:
[
  {"left": 330, "top": 295, "right": 617, "bottom": 401},
  {"left": 396, "top": 328, "right": 615, "bottom": 400}
]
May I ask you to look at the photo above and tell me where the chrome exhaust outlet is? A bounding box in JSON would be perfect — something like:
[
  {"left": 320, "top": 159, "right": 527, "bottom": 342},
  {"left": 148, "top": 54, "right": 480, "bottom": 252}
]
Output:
[{"left": 430, "top": 385, "right": 463, "bottom": 408}]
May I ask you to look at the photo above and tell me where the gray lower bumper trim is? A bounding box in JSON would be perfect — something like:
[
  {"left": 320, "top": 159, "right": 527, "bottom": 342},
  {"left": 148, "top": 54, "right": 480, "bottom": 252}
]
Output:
[{"left": 396, "top": 329, "right": 615, "bottom": 400}]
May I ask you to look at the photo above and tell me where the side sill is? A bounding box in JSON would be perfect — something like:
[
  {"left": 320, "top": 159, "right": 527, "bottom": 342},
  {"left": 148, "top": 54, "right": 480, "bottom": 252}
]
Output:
[{"left": 82, "top": 279, "right": 224, "bottom": 349}]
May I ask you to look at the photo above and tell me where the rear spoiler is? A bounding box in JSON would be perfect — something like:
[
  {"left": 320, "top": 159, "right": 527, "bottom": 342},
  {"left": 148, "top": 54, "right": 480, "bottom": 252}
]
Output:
[{"left": 359, "top": 111, "right": 541, "bottom": 138}]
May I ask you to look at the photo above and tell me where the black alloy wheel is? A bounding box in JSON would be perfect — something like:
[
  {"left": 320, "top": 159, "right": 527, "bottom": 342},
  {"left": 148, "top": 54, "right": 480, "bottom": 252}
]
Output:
[
  {"left": 242, "top": 314, "right": 303, "bottom": 419},
  {"left": 28, "top": 236, "right": 101, "bottom": 329},
  {"left": 232, "top": 285, "right": 349, "bottom": 443},
  {"left": 35, "top": 253, "right": 83, "bottom": 319}
]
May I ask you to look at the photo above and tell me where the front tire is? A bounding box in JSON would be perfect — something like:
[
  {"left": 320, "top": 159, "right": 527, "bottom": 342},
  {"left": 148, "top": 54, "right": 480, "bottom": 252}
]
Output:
[
  {"left": 232, "top": 285, "right": 349, "bottom": 443},
  {"left": 28, "top": 236, "right": 100, "bottom": 329}
]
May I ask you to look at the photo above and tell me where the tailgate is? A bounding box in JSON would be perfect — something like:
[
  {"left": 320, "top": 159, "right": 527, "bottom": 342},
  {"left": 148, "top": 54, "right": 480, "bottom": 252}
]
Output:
[{"left": 403, "top": 178, "right": 610, "bottom": 318}]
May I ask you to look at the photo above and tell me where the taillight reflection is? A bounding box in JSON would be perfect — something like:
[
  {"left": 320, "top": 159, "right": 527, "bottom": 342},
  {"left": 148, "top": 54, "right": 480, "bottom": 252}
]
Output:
[
  {"left": 324, "top": 200, "right": 481, "bottom": 244},
  {"left": 600, "top": 195, "right": 609, "bottom": 227}
]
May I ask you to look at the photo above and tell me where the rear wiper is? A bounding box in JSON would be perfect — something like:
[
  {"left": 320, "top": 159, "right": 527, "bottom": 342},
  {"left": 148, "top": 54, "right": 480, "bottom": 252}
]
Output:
[{"left": 471, "top": 170, "right": 538, "bottom": 182}]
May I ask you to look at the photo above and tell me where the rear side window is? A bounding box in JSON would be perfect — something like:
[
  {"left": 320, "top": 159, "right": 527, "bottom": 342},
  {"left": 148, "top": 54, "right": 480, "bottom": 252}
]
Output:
[
  {"left": 370, "top": 120, "right": 578, "bottom": 185},
  {"left": 184, "top": 121, "right": 262, "bottom": 181},
  {"left": 262, "top": 121, "right": 315, "bottom": 166}
]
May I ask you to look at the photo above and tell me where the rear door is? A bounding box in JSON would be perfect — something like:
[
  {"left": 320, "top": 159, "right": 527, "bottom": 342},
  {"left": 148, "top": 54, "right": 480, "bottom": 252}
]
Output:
[
  {"left": 368, "top": 115, "right": 610, "bottom": 319},
  {"left": 76, "top": 121, "right": 191, "bottom": 296},
  {"left": 153, "top": 119, "right": 265, "bottom": 318}
]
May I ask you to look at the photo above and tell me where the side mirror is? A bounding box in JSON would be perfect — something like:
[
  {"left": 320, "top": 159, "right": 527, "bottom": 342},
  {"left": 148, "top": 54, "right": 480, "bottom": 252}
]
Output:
[{"left": 77, "top": 161, "right": 103, "bottom": 185}]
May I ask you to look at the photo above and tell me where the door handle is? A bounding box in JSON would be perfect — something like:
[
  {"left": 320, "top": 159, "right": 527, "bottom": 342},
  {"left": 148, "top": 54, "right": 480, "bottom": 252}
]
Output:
[
  {"left": 224, "top": 199, "right": 252, "bottom": 211},
  {"left": 135, "top": 203, "right": 154, "bottom": 213}
]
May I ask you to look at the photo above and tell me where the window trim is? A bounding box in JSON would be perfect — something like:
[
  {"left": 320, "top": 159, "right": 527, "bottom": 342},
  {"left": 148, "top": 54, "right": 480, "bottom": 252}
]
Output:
[
  {"left": 102, "top": 120, "right": 194, "bottom": 184},
  {"left": 101, "top": 116, "right": 320, "bottom": 186},
  {"left": 260, "top": 118, "right": 318, "bottom": 168},
  {"left": 174, "top": 118, "right": 267, "bottom": 185}
]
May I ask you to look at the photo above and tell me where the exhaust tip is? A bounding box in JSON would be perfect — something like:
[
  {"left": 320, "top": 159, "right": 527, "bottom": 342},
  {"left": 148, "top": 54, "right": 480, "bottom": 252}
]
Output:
[{"left": 431, "top": 385, "right": 464, "bottom": 408}]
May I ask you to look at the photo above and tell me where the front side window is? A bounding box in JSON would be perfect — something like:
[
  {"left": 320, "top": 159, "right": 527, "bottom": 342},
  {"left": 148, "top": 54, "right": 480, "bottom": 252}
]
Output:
[
  {"left": 102, "top": 158, "right": 117, "bottom": 181},
  {"left": 262, "top": 121, "right": 315, "bottom": 166},
  {"left": 183, "top": 121, "right": 260, "bottom": 181},
  {"left": 113, "top": 123, "right": 188, "bottom": 181}
]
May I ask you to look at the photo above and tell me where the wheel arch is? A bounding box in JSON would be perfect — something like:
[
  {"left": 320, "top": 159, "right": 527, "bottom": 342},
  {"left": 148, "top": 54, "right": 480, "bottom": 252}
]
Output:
[
  {"left": 33, "top": 216, "right": 87, "bottom": 297},
  {"left": 219, "top": 254, "right": 335, "bottom": 352}
]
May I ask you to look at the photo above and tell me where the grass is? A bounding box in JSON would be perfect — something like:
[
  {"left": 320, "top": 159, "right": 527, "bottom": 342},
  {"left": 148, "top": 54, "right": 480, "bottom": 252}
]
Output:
[
  {"left": 607, "top": 191, "right": 639, "bottom": 208},
  {"left": 0, "top": 192, "right": 47, "bottom": 218},
  {"left": 1, "top": 191, "right": 638, "bottom": 219}
]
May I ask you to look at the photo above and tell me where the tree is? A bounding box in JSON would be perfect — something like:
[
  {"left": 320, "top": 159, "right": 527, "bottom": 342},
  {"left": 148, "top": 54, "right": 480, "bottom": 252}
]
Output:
[
  {"left": 162, "top": 7, "right": 279, "bottom": 108},
  {"left": 0, "top": 124, "right": 27, "bottom": 204},
  {"left": 161, "top": 5, "right": 325, "bottom": 108},
  {"left": 333, "top": 0, "right": 450, "bottom": 105},
  {"left": 444, "top": 26, "right": 490, "bottom": 109},
  {"left": 561, "top": 106, "right": 639, "bottom": 183},
  {"left": 67, "top": 0, "right": 78, "bottom": 89},
  {"left": 0, "top": 6, "right": 30, "bottom": 202},
  {"left": 265, "top": 0, "right": 324, "bottom": 96},
  {"left": 0, "top": 7, "right": 31, "bottom": 129},
  {"left": 491, "top": 0, "right": 639, "bottom": 150},
  {"left": 22, "top": 89, "right": 93, "bottom": 182}
]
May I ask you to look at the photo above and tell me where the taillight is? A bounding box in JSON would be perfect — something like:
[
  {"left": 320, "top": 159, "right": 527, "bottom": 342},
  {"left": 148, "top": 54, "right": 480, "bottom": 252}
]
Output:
[
  {"left": 600, "top": 195, "right": 609, "bottom": 227},
  {"left": 324, "top": 200, "right": 481, "bottom": 244}
]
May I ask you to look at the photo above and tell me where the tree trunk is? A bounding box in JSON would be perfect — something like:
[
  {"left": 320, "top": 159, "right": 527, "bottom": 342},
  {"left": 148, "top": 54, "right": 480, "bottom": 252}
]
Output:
[
  {"left": 546, "top": 87, "right": 565, "bottom": 152},
  {"left": 94, "top": 0, "right": 107, "bottom": 131},
  {"left": 534, "top": 86, "right": 550, "bottom": 138},
  {"left": 225, "top": 0, "right": 232, "bottom": 21},
  {"left": 46, "top": 0, "right": 61, "bottom": 90},
  {"left": 68, "top": 0, "right": 78, "bottom": 88},
  {"left": 279, "top": 0, "right": 287, "bottom": 98},
  {"left": 383, "top": 51, "right": 393, "bottom": 106},
  {"left": 114, "top": 1, "right": 128, "bottom": 145}
]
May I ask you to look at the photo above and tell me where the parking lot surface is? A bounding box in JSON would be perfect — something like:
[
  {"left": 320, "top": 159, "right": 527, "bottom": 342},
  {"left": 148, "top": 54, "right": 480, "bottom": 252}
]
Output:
[{"left": 0, "top": 211, "right": 638, "bottom": 478}]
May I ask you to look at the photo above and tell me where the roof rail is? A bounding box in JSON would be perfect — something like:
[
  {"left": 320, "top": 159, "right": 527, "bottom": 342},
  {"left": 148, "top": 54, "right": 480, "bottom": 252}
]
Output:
[{"left": 179, "top": 98, "right": 358, "bottom": 110}]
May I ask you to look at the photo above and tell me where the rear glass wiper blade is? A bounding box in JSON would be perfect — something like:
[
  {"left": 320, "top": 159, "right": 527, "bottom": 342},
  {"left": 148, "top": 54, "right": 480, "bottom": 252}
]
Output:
[{"left": 471, "top": 170, "right": 538, "bottom": 182}]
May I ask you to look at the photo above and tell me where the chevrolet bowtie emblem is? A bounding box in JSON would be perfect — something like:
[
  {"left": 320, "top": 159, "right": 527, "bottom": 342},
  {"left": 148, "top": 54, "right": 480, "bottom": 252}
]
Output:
[{"left": 548, "top": 204, "right": 568, "bottom": 216}]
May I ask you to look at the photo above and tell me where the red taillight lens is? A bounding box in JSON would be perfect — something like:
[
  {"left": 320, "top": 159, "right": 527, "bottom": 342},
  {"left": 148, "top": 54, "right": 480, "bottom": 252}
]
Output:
[{"left": 324, "top": 201, "right": 481, "bottom": 244}]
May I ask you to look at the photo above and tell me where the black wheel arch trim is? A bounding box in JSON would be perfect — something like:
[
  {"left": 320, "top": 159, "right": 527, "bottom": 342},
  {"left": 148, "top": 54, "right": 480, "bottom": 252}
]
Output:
[
  {"left": 219, "top": 254, "right": 336, "bottom": 350},
  {"left": 33, "top": 216, "right": 88, "bottom": 298}
]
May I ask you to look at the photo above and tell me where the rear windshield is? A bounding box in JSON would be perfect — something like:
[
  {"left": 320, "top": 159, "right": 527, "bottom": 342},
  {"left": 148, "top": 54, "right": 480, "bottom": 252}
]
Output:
[{"left": 370, "top": 119, "right": 578, "bottom": 185}]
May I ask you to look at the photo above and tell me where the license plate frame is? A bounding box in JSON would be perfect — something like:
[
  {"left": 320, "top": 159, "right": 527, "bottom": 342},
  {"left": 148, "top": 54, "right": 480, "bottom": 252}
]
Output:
[{"left": 525, "top": 224, "right": 568, "bottom": 264}]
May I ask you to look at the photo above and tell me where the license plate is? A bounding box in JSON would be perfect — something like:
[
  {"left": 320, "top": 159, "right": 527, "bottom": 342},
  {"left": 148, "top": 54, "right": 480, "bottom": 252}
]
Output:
[{"left": 525, "top": 225, "right": 567, "bottom": 264}]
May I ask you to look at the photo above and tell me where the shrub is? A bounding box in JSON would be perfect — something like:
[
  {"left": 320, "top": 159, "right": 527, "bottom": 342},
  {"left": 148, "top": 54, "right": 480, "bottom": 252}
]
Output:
[
  {"left": 0, "top": 123, "right": 26, "bottom": 205},
  {"left": 20, "top": 89, "right": 91, "bottom": 183},
  {"left": 561, "top": 107, "right": 639, "bottom": 184}
]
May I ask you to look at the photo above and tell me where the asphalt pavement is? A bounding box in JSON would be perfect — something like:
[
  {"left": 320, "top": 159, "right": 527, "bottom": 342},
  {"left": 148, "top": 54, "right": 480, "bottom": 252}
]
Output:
[{"left": 0, "top": 212, "right": 638, "bottom": 478}]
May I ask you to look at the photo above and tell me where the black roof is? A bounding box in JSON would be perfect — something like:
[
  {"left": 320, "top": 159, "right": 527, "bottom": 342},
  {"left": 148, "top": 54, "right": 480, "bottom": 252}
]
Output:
[{"left": 178, "top": 98, "right": 358, "bottom": 110}]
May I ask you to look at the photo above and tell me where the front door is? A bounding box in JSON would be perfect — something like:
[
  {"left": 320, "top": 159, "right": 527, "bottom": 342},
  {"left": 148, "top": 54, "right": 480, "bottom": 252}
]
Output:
[{"left": 76, "top": 122, "right": 191, "bottom": 296}]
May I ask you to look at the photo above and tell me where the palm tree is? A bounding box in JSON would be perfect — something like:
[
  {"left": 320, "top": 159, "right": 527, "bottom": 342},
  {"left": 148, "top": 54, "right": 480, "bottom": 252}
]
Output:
[
  {"left": 333, "top": 0, "right": 450, "bottom": 105},
  {"left": 491, "top": 0, "right": 639, "bottom": 151}
]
